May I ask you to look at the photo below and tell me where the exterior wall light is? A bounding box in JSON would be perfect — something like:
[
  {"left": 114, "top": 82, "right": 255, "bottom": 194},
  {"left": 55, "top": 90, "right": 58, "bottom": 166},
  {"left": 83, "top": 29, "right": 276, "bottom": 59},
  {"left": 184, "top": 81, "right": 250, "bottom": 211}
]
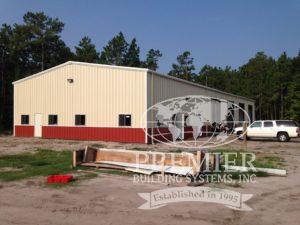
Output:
[{"left": 67, "top": 78, "right": 74, "bottom": 83}]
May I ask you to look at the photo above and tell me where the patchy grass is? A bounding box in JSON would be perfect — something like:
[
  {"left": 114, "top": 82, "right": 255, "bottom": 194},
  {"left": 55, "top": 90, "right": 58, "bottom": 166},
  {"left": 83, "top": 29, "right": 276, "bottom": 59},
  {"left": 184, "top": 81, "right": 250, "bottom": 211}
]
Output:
[
  {"left": 0, "top": 149, "right": 75, "bottom": 181},
  {"left": 214, "top": 149, "right": 284, "bottom": 169},
  {"left": 205, "top": 149, "right": 284, "bottom": 183},
  {"left": 0, "top": 149, "right": 132, "bottom": 182},
  {"left": 254, "top": 156, "right": 285, "bottom": 168}
]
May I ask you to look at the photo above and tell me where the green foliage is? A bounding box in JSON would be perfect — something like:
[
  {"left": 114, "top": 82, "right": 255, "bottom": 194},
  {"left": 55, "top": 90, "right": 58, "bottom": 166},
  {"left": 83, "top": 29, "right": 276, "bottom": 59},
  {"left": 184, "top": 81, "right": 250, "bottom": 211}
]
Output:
[
  {"left": 0, "top": 149, "right": 74, "bottom": 181},
  {"left": 168, "top": 51, "right": 195, "bottom": 81},
  {"left": 194, "top": 52, "right": 300, "bottom": 121},
  {"left": 22, "top": 12, "right": 73, "bottom": 71},
  {"left": 0, "top": 12, "right": 73, "bottom": 131},
  {"left": 99, "top": 32, "right": 128, "bottom": 65},
  {"left": 75, "top": 36, "right": 99, "bottom": 63},
  {"left": 142, "top": 49, "right": 162, "bottom": 71},
  {"left": 215, "top": 149, "right": 285, "bottom": 169},
  {"left": 0, "top": 12, "right": 163, "bottom": 132},
  {"left": 123, "top": 38, "right": 140, "bottom": 67}
]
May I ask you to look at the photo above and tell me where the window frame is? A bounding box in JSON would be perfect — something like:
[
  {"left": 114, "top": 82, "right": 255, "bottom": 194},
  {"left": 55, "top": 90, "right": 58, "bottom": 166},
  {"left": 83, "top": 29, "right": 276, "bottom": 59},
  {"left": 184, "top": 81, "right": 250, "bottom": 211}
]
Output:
[
  {"left": 75, "top": 114, "right": 86, "bottom": 126},
  {"left": 118, "top": 114, "right": 132, "bottom": 127},
  {"left": 250, "top": 121, "right": 262, "bottom": 128},
  {"left": 48, "top": 115, "right": 58, "bottom": 125},
  {"left": 21, "top": 115, "right": 30, "bottom": 125}
]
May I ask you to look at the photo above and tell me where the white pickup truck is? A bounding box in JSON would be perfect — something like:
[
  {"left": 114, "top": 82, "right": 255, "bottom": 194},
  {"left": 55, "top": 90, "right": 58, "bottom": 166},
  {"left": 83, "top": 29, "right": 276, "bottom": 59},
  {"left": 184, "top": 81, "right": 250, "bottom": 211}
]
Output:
[{"left": 234, "top": 120, "right": 300, "bottom": 142}]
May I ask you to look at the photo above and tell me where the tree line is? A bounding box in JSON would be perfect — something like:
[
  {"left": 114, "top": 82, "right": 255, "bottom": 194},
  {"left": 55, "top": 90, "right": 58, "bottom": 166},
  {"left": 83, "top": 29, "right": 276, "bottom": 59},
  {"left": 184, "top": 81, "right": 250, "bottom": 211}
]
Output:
[
  {"left": 169, "top": 51, "right": 300, "bottom": 122},
  {"left": 0, "top": 12, "right": 299, "bottom": 132}
]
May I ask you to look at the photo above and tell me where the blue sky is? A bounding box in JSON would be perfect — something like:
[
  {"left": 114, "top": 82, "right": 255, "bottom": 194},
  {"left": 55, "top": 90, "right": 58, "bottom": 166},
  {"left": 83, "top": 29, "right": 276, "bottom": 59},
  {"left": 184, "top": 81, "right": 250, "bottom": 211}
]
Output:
[{"left": 1, "top": 0, "right": 300, "bottom": 73}]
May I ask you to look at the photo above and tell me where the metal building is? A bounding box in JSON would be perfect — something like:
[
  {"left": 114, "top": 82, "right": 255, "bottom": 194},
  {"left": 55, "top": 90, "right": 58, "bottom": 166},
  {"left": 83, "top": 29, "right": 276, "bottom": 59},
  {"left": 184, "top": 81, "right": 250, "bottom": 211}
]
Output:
[{"left": 13, "top": 61, "right": 255, "bottom": 143}]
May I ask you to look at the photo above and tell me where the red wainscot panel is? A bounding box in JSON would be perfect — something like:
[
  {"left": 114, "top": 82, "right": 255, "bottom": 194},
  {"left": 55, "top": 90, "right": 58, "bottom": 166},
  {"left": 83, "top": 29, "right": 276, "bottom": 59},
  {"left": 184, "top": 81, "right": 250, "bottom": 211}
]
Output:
[
  {"left": 147, "top": 127, "right": 173, "bottom": 143},
  {"left": 15, "top": 125, "right": 34, "bottom": 137},
  {"left": 42, "top": 126, "right": 146, "bottom": 143},
  {"left": 147, "top": 126, "right": 196, "bottom": 143},
  {"left": 183, "top": 126, "right": 194, "bottom": 139}
]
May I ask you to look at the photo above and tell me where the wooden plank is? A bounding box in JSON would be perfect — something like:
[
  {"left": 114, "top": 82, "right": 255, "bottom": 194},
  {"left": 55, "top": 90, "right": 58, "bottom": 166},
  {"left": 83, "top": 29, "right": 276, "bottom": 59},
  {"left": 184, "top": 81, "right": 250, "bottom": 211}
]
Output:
[
  {"left": 84, "top": 146, "right": 98, "bottom": 162},
  {"left": 73, "top": 149, "right": 85, "bottom": 167},
  {"left": 95, "top": 148, "right": 196, "bottom": 167},
  {"left": 73, "top": 151, "right": 77, "bottom": 168},
  {"left": 99, "top": 161, "right": 193, "bottom": 175},
  {"left": 125, "top": 168, "right": 155, "bottom": 175},
  {"left": 77, "top": 146, "right": 216, "bottom": 175}
]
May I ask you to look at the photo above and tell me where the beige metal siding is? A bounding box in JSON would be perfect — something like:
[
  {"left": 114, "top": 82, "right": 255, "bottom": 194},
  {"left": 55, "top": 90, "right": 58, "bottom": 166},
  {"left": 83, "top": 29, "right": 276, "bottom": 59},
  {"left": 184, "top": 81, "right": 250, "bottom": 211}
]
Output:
[{"left": 14, "top": 63, "right": 147, "bottom": 128}]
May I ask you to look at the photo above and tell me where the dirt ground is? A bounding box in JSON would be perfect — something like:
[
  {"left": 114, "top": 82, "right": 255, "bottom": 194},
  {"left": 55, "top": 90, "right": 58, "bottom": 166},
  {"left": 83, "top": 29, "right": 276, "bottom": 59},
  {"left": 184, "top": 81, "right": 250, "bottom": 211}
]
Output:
[{"left": 0, "top": 136, "right": 299, "bottom": 225}]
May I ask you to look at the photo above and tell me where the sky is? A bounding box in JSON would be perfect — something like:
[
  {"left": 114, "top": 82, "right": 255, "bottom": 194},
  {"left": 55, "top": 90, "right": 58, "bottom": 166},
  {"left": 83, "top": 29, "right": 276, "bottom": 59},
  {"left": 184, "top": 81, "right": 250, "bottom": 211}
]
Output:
[{"left": 0, "top": 0, "right": 300, "bottom": 73}]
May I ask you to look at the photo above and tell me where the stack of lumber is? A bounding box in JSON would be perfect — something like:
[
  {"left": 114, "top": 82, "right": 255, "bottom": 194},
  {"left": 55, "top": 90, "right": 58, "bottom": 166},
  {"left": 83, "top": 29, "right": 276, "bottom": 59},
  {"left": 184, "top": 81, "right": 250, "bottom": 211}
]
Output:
[{"left": 73, "top": 146, "right": 215, "bottom": 176}]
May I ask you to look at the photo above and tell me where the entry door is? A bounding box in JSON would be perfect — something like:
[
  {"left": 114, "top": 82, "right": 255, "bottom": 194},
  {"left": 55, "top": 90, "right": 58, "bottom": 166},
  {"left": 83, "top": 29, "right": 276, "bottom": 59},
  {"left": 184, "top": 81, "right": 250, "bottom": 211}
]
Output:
[{"left": 34, "top": 114, "right": 42, "bottom": 137}]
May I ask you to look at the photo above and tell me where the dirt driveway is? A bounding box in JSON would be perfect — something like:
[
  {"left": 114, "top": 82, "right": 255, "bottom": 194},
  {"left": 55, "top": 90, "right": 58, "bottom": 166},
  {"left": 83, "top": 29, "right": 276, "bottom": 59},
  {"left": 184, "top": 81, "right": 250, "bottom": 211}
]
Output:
[{"left": 0, "top": 136, "right": 299, "bottom": 225}]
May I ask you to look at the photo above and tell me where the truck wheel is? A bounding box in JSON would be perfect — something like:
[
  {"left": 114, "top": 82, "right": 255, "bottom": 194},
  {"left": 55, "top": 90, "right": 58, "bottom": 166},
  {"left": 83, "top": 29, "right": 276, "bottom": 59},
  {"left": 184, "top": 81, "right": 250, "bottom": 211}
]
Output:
[{"left": 277, "top": 132, "right": 289, "bottom": 142}]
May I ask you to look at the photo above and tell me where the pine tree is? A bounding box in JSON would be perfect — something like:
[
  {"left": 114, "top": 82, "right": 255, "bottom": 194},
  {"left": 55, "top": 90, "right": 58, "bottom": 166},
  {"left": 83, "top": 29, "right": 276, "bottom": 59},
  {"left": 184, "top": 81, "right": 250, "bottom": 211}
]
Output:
[
  {"left": 22, "top": 12, "right": 72, "bottom": 71},
  {"left": 75, "top": 36, "right": 99, "bottom": 63},
  {"left": 142, "top": 49, "right": 162, "bottom": 71},
  {"left": 99, "top": 32, "right": 128, "bottom": 65},
  {"left": 168, "top": 51, "right": 195, "bottom": 81},
  {"left": 123, "top": 38, "right": 140, "bottom": 67}
]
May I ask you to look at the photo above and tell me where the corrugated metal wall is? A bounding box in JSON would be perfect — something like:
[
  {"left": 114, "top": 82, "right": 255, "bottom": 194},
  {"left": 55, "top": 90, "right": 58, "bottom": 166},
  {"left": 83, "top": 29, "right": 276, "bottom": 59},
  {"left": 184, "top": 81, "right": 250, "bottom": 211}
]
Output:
[
  {"left": 14, "top": 63, "right": 147, "bottom": 129},
  {"left": 148, "top": 72, "right": 255, "bottom": 125}
]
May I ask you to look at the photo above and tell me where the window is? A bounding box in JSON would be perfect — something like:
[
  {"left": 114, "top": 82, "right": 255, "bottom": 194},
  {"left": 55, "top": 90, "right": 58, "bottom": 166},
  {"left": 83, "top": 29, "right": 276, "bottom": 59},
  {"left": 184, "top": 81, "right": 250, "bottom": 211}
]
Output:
[
  {"left": 75, "top": 115, "right": 85, "bottom": 126},
  {"left": 48, "top": 115, "right": 58, "bottom": 125},
  {"left": 276, "top": 121, "right": 297, "bottom": 127},
  {"left": 119, "top": 114, "right": 131, "bottom": 126},
  {"left": 264, "top": 121, "right": 273, "bottom": 127},
  {"left": 239, "top": 103, "right": 245, "bottom": 122},
  {"left": 21, "top": 115, "right": 29, "bottom": 125},
  {"left": 250, "top": 121, "right": 262, "bottom": 128}
]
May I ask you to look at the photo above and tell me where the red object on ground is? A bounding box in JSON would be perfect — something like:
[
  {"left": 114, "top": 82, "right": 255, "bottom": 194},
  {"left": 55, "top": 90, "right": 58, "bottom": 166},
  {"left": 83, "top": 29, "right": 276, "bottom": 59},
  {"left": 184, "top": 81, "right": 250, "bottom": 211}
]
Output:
[{"left": 46, "top": 174, "right": 74, "bottom": 184}]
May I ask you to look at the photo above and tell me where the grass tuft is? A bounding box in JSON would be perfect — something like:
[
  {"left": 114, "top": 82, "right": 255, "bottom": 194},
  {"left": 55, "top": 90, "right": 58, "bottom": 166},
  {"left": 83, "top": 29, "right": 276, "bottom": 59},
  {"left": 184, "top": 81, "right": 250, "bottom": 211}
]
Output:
[{"left": 0, "top": 149, "right": 75, "bottom": 181}]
